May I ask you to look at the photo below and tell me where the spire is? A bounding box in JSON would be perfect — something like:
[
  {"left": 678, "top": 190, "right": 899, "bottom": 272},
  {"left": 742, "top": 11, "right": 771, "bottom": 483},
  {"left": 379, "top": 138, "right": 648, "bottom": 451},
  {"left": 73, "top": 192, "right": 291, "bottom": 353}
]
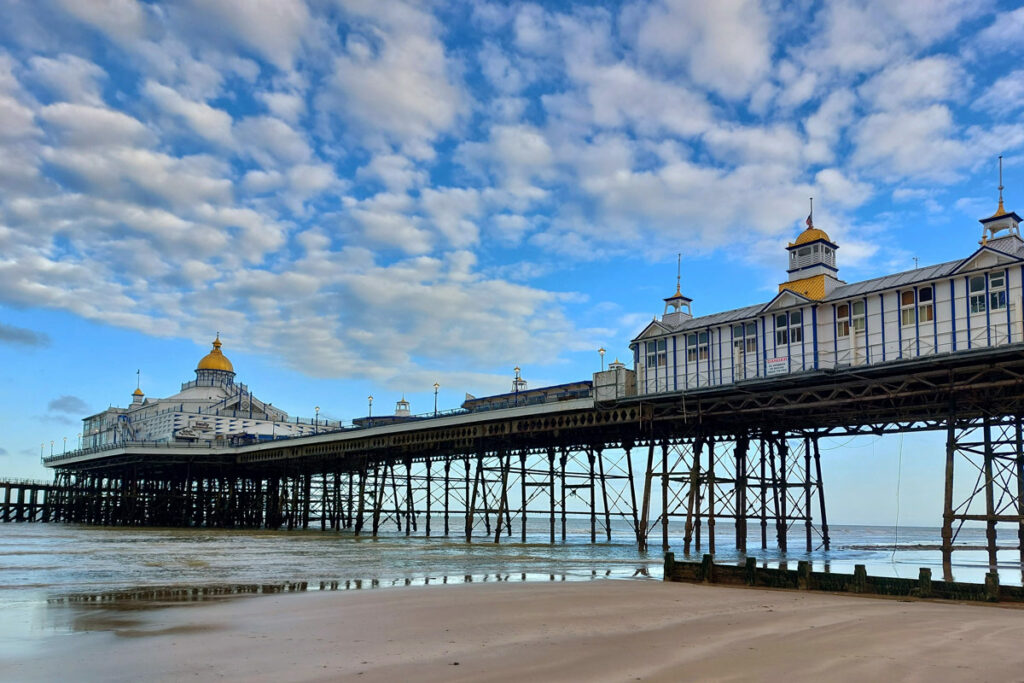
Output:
[
  {"left": 674, "top": 253, "right": 682, "bottom": 296},
  {"left": 997, "top": 155, "right": 1006, "bottom": 217},
  {"left": 663, "top": 253, "right": 692, "bottom": 321},
  {"left": 979, "top": 154, "right": 1021, "bottom": 243}
]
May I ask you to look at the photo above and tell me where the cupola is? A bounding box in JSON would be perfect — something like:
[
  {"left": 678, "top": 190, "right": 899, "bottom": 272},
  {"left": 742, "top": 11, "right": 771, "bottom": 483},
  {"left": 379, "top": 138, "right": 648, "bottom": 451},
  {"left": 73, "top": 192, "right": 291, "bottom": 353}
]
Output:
[
  {"left": 980, "top": 156, "right": 1021, "bottom": 244},
  {"left": 662, "top": 254, "right": 693, "bottom": 326},
  {"left": 194, "top": 335, "right": 236, "bottom": 386},
  {"left": 395, "top": 396, "right": 411, "bottom": 417},
  {"left": 780, "top": 200, "right": 844, "bottom": 299},
  {"left": 132, "top": 386, "right": 144, "bottom": 405}
]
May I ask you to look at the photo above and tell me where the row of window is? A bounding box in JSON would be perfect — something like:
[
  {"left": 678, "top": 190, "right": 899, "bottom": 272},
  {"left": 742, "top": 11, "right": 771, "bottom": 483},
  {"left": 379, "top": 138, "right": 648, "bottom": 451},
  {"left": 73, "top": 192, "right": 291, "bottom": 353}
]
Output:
[{"left": 643, "top": 271, "right": 1013, "bottom": 366}]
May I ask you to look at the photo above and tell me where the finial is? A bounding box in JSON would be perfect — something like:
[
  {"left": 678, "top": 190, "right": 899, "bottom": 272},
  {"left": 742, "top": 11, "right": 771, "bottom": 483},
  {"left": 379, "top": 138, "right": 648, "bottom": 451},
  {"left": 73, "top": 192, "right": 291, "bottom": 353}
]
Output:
[
  {"left": 806, "top": 198, "right": 814, "bottom": 228},
  {"left": 998, "top": 155, "right": 1006, "bottom": 214},
  {"left": 675, "top": 253, "right": 682, "bottom": 295},
  {"left": 136, "top": 368, "right": 140, "bottom": 390}
]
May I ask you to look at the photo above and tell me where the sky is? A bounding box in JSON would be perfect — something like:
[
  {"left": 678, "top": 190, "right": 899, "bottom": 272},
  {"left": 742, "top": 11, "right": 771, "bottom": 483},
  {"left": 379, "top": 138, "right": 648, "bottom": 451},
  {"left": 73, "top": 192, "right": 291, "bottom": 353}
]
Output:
[{"left": 1, "top": 0, "right": 1022, "bottom": 526}]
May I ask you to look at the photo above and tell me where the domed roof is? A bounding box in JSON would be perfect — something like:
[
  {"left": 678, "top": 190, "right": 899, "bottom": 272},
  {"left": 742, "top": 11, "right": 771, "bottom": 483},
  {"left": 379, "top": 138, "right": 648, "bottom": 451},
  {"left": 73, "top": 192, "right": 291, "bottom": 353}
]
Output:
[
  {"left": 792, "top": 226, "right": 832, "bottom": 246},
  {"left": 197, "top": 336, "right": 234, "bottom": 373},
  {"left": 132, "top": 387, "right": 144, "bottom": 396}
]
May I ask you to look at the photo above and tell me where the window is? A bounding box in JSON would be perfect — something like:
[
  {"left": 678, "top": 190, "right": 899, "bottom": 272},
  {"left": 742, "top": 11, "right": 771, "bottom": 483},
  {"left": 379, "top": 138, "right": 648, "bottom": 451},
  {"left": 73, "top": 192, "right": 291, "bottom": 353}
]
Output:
[
  {"left": 789, "top": 311, "right": 803, "bottom": 343},
  {"left": 746, "top": 322, "right": 758, "bottom": 353},
  {"left": 970, "top": 276, "right": 986, "bottom": 314},
  {"left": 852, "top": 301, "right": 866, "bottom": 332},
  {"left": 686, "top": 334, "right": 697, "bottom": 363},
  {"left": 837, "top": 304, "right": 850, "bottom": 337},
  {"left": 900, "top": 291, "right": 915, "bottom": 327},
  {"left": 644, "top": 339, "right": 667, "bottom": 368},
  {"left": 990, "top": 272, "right": 1007, "bottom": 311},
  {"left": 697, "top": 332, "right": 709, "bottom": 361},
  {"left": 918, "top": 286, "right": 933, "bottom": 323},
  {"left": 775, "top": 314, "right": 789, "bottom": 346}
]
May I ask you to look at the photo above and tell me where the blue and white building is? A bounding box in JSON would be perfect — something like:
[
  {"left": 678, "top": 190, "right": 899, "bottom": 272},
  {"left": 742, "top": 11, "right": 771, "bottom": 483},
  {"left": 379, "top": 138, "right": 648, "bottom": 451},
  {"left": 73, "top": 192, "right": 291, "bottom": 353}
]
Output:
[{"left": 630, "top": 195, "right": 1024, "bottom": 395}]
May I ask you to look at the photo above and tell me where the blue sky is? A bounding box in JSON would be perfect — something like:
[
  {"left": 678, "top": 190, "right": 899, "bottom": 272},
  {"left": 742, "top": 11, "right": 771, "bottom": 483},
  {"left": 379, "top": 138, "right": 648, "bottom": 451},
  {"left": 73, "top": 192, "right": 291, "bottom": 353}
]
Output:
[{"left": 1, "top": 0, "right": 1022, "bottom": 525}]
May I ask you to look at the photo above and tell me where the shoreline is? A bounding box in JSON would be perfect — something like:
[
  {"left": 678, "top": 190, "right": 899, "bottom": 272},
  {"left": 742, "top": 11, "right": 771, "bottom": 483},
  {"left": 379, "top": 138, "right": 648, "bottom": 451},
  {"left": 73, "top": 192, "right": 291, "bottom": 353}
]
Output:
[{"left": 10, "top": 579, "right": 1024, "bottom": 682}]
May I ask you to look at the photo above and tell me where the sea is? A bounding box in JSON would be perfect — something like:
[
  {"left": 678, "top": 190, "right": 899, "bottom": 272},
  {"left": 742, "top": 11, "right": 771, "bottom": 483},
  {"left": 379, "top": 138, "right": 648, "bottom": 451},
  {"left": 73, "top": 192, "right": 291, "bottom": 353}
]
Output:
[{"left": 0, "top": 519, "right": 1019, "bottom": 658}]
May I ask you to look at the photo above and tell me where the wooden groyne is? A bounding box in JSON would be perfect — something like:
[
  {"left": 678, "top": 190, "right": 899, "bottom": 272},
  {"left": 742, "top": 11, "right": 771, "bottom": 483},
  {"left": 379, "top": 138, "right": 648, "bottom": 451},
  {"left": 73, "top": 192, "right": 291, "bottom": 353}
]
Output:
[
  {"left": 1, "top": 480, "right": 56, "bottom": 522},
  {"left": 664, "top": 553, "right": 1024, "bottom": 604}
]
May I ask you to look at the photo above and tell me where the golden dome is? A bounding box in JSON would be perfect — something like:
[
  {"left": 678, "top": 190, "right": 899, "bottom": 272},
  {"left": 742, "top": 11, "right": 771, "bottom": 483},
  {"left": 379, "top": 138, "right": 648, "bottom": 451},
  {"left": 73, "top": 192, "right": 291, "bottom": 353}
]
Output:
[
  {"left": 197, "top": 336, "right": 234, "bottom": 373},
  {"left": 132, "top": 387, "right": 144, "bottom": 396},
  {"left": 791, "top": 226, "right": 832, "bottom": 246}
]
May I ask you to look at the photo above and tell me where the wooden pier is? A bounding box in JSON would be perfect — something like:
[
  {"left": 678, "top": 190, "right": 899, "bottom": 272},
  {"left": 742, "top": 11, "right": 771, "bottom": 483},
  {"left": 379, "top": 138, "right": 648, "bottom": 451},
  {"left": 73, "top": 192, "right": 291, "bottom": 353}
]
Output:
[{"left": 0, "top": 479, "right": 56, "bottom": 522}]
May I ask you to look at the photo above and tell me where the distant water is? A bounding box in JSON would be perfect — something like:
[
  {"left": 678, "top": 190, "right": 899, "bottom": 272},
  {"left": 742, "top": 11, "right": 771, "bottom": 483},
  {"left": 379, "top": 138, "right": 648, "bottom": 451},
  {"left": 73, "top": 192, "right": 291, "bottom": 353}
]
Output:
[{"left": 0, "top": 519, "right": 1019, "bottom": 650}]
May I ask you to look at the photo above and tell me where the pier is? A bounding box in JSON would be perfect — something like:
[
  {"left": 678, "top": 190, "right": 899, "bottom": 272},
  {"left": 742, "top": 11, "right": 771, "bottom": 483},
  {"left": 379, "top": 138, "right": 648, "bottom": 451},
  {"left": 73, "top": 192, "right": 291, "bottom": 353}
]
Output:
[{"left": 31, "top": 342, "right": 1024, "bottom": 579}]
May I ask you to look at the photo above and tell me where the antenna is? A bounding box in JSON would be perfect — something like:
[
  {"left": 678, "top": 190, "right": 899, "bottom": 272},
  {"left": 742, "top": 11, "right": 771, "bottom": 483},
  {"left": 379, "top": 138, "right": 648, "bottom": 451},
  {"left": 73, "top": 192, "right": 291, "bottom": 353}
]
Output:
[{"left": 913, "top": 257, "right": 919, "bottom": 269}]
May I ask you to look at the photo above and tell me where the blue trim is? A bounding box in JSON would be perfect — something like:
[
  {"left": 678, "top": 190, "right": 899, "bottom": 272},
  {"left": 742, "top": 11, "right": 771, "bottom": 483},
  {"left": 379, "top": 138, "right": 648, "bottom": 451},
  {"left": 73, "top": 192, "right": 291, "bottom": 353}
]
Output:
[
  {"left": 785, "top": 312, "right": 792, "bottom": 373},
  {"left": 683, "top": 335, "right": 689, "bottom": 390},
  {"left": 729, "top": 324, "right": 735, "bottom": 384},
  {"left": 717, "top": 326, "right": 723, "bottom": 385},
  {"left": 794, "top": 309, "right": 802, "bottom": 370},
  {"left": 950, "top": 279, "right": 957, "bottom": 351},
  {"left": 761, "top": 317, "right": 768, "bottom": 371},
  {"left": 879, "top": 293, "right": 885, "bottom": 362},
  {"left": 897, "top": 295, "right": 903, "bottom": 359},
  {"left": 863, "top": 297, "right": 870, "bottom": 364},
  {"left": 672, "top": 335, "right": 678, "bottom": 391},
  {"left": 651, "top": 340, "right": 658, "bottom": 391},
  {"left": 707, "top": 327, "right": 714, "bottom": 387},
  {"left": 932, "top": 284, "right": 938, "bottom": 352},
  {"left": 914, "top": 286, "right": 920, "bottom": 358},
  {"left": 965, "top": 277, "right": 972, "bottom": 349},
  {"left": 786, "top": 263, "right": 840, "bottom": 275},
  {"left": 1006, "top": 268, "right": 1012, "bottom": 343},
  {"left": 812, "top": 306, "right": 818, "bottom": 369},
  {"left": 985, "top": 272, "right": 991, "bottom": 347},
  {"left": 832, "top": 304, "right": 838, "bottom": 363}
]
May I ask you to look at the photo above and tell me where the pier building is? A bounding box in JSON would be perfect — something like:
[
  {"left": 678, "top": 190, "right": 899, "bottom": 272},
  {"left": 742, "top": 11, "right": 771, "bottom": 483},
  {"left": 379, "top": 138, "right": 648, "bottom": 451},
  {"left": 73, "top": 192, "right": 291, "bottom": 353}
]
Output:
[
  {"left": 81, "top": 336, "right": 336, "bottom": 448},
  {"left": 631, "top": 200, "right": 1023, "bottom": 394}
]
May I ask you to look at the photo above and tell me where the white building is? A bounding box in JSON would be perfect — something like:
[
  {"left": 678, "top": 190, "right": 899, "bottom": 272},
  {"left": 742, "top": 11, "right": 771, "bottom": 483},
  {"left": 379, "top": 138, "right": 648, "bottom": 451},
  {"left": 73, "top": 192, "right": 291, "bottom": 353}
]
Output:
[
  {"left": 630, "top": 194, "right": 1024, "bottom": 394},
  {"left": 81, "top": 337, "right": 334, "bottom": 447}
]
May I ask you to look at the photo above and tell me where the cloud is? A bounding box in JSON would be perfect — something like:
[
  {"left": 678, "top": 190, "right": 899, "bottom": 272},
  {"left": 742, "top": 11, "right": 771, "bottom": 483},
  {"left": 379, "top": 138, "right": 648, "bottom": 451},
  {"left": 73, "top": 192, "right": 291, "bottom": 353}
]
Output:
[
  {"left": 0, "top": 322, "right": 50, "bottom": 347},
  {"left": 633, "top": 0, "right": 772, "bottom": 99},
  {"left": 143, "top": 81, "right": 234, "bottom": 145},
  {"left": 48, "top": 395, "right": 89, "bottom": 415},
  {"left": 26, "top": 54, "right": 107, "bottom": 105},
  {"left": 318, "top": 1, "right": 465, "bottom": 157},
  {"left": 859, "top": 57, "right": 964, "bottom": 111},
  {"left": 974, "top": 70, "right": 1024, "bottom": 116},
  {"left": 54, "top": 0, "right": 149, "bottom": 45}
]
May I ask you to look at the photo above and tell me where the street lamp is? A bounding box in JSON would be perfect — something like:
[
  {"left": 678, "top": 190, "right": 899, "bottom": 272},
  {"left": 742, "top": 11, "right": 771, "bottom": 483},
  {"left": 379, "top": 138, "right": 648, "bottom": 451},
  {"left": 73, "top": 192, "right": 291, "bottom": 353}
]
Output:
[
  {"left": 514, "top": 366, "right": 521, "bottom": 406},
  {"left": 433, "top": 382, "right": 440, "bottom": 417},
  {"left": 315, "top": 406, "right": 320, "bottom": 434},
  {"left": 40, "top": 443, "right": 44, "bottom": 458},
  {"left": 50, "top": 440, "right": 54, "bottom": 456},
  {"left": 599, "top": 347, "right": 606, "bottom": 371},
  {"left": 368, "top": 395, "right": 373, "bottom": 425},
  {"left": 63, "top": 436, "right": 67, "bottom": 454}
]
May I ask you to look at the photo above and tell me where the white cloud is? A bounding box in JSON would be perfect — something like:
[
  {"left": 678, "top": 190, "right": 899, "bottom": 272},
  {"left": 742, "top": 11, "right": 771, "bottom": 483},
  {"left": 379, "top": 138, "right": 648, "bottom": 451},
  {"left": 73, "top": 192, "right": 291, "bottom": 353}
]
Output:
[
  {"left": 319, "top": 1, "right": 464, "bottom": 158},
  {"left": 175, "top": 0, "right": 310, "bottom": 70},
  {"left": 235, "top": 115, "right": 311, "bottom": 167},
  {"left": 974, "top": 70, "right": 1024, "bottom": 115},
  {"left": 38, "top": 103, "right": 153, "bottom": 147},
  {"left": 54, "top": 0, "right": 149, "bottom": 44},
  {"left": 143, "top": 81, "right": 234, "bottom": 145},
  {"left": 859, "top": 57, "right": 964, "bottom": 111},
  {"left": 633, "top": 0, "right": 772, "bottom": 99},
  {"left": 852, "top": 105, "right": 966, "bottom": 181},
  {"left": 26, "top": 54, "right": 107, "bottom": 105},
  {"left": 258, "top": 90, "right": 305, "bottom": 124},
  {"left": 356, "top": 154, "right": 426, "bottom": 192}
]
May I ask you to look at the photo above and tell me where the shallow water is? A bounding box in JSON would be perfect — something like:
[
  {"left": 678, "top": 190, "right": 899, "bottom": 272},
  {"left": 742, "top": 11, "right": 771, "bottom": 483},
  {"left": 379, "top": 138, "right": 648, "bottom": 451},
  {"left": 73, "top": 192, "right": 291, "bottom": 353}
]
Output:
[{"left": 0, "top": 518, "right": 1018, "bottom": 650}]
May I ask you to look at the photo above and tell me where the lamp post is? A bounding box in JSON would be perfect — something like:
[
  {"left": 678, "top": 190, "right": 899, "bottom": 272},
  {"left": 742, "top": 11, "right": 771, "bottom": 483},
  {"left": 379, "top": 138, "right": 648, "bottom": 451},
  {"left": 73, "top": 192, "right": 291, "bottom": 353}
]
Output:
[
  {"left": 433, "top": 382, "right": 440, "bottom": 417},
  {"left": 63, "top": 436, "right": 67, "bottom": 454},
  {"left": 50, "top": 440, "right": 54, "bottom": 456},
  {"left": 314, "top": 406, "right": 320, "bottom": 434},
  {"left": 514, "top": 366, "right": 521, "bottom": 406},
  {"left": 599, "top": 347, "right": 606, "bottom": 371},
  {"left": 40, "top": 443, "right": 44, "bottom": 458},
  {"left": 368, "top": 395, "right": 373, "bottom": 425}
]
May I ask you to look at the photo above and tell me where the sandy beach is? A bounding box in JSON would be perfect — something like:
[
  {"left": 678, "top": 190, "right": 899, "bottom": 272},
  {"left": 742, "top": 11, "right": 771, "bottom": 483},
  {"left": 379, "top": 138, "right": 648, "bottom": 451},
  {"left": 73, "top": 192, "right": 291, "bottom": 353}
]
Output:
[{"left": 9, "top": 580, "right": 1024, "bottom": 682}]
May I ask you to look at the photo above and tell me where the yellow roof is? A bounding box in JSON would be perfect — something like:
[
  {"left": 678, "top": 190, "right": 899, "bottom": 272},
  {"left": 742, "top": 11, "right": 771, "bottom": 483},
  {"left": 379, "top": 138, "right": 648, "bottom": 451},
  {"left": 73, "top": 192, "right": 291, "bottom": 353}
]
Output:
[
  {"left": 132, "top": 387, "right": 144, "bottom": 396},
  {"left": 779, "top": 274, "right": 827, "bottom": 300},
  {"left": 197, "top": 336, "right": 234, "bottom": 372},
  {"left": 790, "top": 226, "right": 832, "bottom": 247}
]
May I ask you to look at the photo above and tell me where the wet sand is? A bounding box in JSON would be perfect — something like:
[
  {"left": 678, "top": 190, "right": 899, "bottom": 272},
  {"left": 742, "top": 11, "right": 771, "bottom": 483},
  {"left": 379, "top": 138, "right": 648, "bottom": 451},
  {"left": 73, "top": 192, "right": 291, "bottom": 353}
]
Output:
[{"left": 10, "top": 580, "right": 1024, "bottom": 682}]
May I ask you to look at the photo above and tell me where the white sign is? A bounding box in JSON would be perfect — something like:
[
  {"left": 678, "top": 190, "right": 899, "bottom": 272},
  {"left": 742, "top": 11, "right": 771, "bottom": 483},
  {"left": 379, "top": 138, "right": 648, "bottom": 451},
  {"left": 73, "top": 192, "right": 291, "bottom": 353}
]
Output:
[{"left": 766, "top": 356, "right": 789, "bottom": 376}]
